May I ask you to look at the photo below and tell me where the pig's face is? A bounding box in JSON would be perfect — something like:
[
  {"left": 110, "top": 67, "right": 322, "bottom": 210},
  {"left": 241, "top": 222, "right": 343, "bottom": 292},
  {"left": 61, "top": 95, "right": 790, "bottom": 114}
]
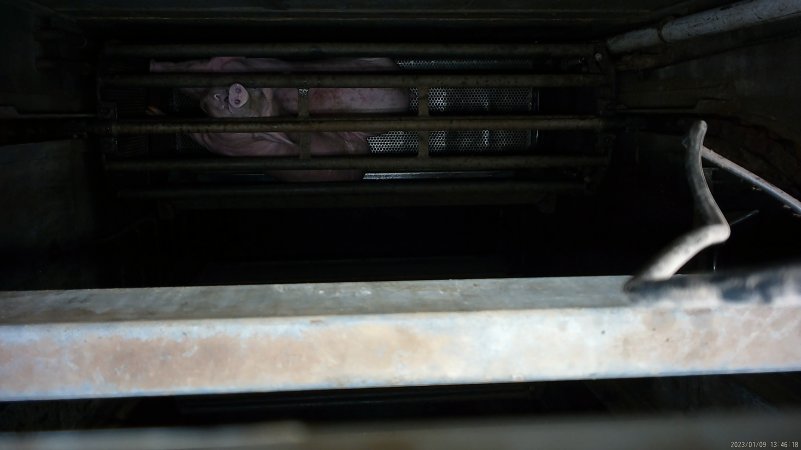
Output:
[{"left": 200, "top": 84, "right": 270, "bottom": 118}]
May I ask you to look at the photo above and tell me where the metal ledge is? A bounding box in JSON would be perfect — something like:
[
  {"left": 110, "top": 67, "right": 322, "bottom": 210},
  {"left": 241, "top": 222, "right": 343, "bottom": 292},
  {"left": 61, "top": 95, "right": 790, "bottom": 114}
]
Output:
[
  {"left": 103, "top": 42, "right": 599, "bottom": 59},
  {"left": 100, "top": 73, "right": 608, "bottom": 89},
  {"left": 104, "top": 155, "right": 607, "bottom": 173},
  {"left": 115, "top": 180, "right": 584, "bottom": 208},
  {"left": 2, "top": 272, "right": 801, "bottom": 400},
  {"left": 89, "top": 115, "right": 614, "bottom": 135}
]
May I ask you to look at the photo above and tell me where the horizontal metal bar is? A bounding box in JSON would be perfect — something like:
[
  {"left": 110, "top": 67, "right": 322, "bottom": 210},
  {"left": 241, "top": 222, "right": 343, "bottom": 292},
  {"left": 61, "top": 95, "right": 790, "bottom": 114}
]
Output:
[
  {"left": 89, "top": 115, "right": 613, "bottom": 135},
  {"left": 100, "top": 72, "right": 608, "bottom": 88},
  {"left": 118, "top": 180, "right": 581, "bottom": 199},
  {"left": 607, "top": 0, "right": 801, "bottom": 54},
  {"left": 104, "top": 155, "right": 607, "bottom": 173},
  {"left": 2, "top": 270, "right": 800, "bottom": 400},
  {"left": 116, "top": 180, "right": 583, "bottom": 208},
  {"left": 103, "top": 42, "right": 598, "bottom": 58}
]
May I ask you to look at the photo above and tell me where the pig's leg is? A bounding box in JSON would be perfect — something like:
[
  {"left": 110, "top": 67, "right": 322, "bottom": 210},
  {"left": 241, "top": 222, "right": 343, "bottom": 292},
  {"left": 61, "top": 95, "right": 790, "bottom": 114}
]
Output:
[
  {"left": 188, "top": 132, "right": 364, "bottom": 182},
  {"left": 274, "top": 131, "right": 369, "bottom": 181},
  {"left": 189, "top": 132, "right": 298, "bottom": 157}
]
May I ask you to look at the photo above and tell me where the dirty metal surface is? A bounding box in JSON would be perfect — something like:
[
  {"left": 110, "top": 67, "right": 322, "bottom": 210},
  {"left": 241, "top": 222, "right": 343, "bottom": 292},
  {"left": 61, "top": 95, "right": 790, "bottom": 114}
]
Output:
[
  {"left": 2, "top": 273, "right": 801, "bottom": 400},
  {"left": 89, "top": 115, "right": 612, "bottom": 135},
  {"left": 103, "top": 42, "right": 597, "bottom": 58},
  {"left": 101, "top": 72, "right": 607, "bottom": 89}
]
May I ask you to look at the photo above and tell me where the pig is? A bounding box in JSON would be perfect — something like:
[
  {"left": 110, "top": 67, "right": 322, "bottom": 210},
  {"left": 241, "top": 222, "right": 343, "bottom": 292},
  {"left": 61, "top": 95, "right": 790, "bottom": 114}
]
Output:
[{"left": 150, "top": 57, "right": 410, "bottom": 181}]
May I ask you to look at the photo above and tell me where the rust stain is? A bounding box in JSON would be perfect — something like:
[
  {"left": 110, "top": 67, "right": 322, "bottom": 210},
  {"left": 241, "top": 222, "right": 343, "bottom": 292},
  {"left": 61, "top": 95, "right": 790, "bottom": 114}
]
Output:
[{"left": 2, "top": 306, "right": 801, "bottom": 398}]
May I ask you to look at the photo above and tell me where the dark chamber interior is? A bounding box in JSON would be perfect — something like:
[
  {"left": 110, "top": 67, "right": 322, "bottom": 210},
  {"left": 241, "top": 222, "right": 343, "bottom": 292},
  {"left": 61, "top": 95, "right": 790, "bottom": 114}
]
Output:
[
  {"left": 2, "top": 0, "right": 801, "bottom": 436},
  {"left": 2, "top": 0, "right": 801, "bottom": 290}
]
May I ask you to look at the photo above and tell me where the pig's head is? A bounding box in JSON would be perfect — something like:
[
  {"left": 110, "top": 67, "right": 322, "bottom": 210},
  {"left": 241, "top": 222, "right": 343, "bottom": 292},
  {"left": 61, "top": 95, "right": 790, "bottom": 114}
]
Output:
[{"left": 199, "top": 84, "right": 279, "bottom": 118}]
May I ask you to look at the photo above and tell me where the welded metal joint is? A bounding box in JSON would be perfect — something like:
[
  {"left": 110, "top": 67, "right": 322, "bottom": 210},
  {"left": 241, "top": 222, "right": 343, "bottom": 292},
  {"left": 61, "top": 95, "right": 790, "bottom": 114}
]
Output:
[{"left": 625, "top": 120, "right": 731, "bottom": 291}]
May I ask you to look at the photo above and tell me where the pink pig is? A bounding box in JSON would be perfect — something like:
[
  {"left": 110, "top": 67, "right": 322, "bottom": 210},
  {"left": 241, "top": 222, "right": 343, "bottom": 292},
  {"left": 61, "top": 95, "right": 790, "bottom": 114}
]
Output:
[{"left": 150, "top": 57, "right": 410, "bottom": 181}]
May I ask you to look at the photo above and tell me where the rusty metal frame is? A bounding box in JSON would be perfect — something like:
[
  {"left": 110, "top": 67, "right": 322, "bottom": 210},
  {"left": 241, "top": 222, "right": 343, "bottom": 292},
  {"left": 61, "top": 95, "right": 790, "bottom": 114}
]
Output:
[
  {"left": 115, "top": 180, "right": 584, "bottom": 208},
  {"left": 88, "top": 115, "right": 615, "bottom": 135},
  {"left": 104, "top": 155, "right": 607, "bottom": 172},
  {"left": 101, "top": 73, "right": 608, "bottom": 89},
  {"left": 103, "top": 42, "right": 599, "bottom": 58},
  {"left": 2, "top": 270, "right": 801, "bottom": 401}
]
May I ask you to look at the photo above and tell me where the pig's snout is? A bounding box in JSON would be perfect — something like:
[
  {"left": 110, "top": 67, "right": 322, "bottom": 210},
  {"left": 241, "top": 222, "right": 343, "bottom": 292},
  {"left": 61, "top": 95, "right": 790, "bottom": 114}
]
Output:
[{"left": 228, "top": 83, "right": 249, "bottom": 109}]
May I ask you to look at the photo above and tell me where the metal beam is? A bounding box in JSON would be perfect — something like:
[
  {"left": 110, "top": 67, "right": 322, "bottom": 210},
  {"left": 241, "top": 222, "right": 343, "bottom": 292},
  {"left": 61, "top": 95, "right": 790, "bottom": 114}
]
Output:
[
  {"left": 89, "top": 115, "right": 614, "bottom": 135},
  {"left": 1, "top": 271, "right": 801, "bottom": 400},
  {"left": 103, "top": 42, "right": 598, "bottom": 59},
  {"left": 607, "top": 0, "right": 801, "bottom": 54},
  {"left": 100, "top": 73, "right": 608, "bottom": 88},
  {"left": 115, "top": 180, "right": 583, "bottom": 208},
  {"left": 104, "top": 155, "right": 607, "bottom": 173}
]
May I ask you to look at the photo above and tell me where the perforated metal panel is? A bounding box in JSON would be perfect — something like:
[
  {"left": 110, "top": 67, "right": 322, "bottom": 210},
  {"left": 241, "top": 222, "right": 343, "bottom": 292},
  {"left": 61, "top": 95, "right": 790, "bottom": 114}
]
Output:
[
  {"left": 366, "top": 130, "right": 419, "bottom": 154},
  {"left": 411, "top": 87, "right": 537, "bottom": 114},
  {"left": 395, "top": 59, "right": 535, "bottom": 71},
  {"left": 373, "top": 59, "right": 539, "bottom": 154}
]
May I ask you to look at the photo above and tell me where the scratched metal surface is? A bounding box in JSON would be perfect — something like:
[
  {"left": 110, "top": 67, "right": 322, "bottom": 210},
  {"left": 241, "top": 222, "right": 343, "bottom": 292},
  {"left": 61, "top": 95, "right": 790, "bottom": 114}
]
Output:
[
  {"left": 369, "top": 60, "right": 537, "bottom": 154},
  {"left": 0, "top": 276, "right": 629, "bottom": 324},
  {"left": 2, "top": 272, "right": 801, "bottom": 400}
]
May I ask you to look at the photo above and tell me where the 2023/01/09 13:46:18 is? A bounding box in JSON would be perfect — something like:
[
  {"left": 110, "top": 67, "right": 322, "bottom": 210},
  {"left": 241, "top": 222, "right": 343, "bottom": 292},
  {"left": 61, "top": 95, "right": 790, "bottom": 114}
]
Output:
[{"left": 731, "top": 443, "right": 800, "bottom": 448}]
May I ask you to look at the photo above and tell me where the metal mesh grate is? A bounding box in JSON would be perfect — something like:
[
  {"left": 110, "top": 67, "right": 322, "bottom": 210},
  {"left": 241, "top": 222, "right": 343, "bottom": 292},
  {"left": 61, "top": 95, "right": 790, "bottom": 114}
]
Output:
[
  {"left": 379, "top": 59, "right": 539, "bottom": 154},
  {"left": 410, "top": 87, "right": 537, "bottom": 114},
  {"left": 430, "top": 130, "right": 533, "bottom": 153},
  {"left": 367, "top": 131, "right": 419, "bottom": 154},
  {"left": 395, "top": 59, "right": 535, "bottom": 71}
]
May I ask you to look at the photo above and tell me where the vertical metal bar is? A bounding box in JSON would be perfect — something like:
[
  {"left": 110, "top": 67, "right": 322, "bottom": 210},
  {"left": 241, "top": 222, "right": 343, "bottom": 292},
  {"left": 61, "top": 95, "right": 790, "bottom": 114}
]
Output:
[
  {"left": 417, "top": 87, "right": 430, "bottom": 158},
  {"left": 297, "top": 88, "right": 311, "bottom": 159}
]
